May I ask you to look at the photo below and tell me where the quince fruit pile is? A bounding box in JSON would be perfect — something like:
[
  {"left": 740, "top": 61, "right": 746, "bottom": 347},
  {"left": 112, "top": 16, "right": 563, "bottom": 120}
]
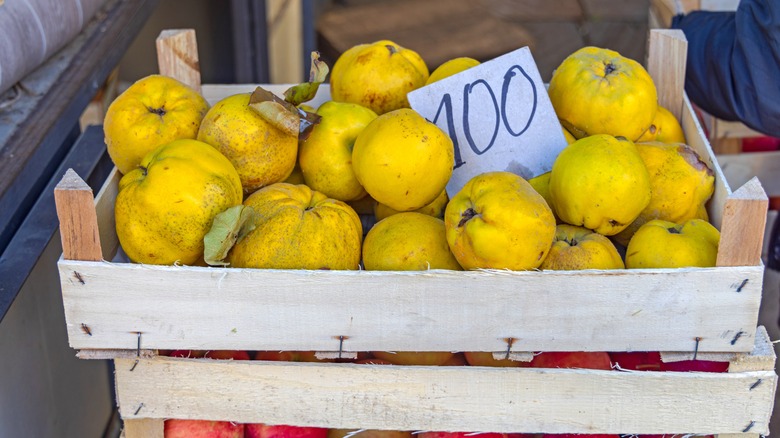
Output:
[{"left": 104, "top": 40, "right": 718, "bottom": 272}]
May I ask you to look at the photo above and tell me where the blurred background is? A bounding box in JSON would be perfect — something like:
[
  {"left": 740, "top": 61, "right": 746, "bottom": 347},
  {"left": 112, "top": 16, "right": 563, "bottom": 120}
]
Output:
[{"left": 115, "top": 0, "right": 649, "bottom": 86}]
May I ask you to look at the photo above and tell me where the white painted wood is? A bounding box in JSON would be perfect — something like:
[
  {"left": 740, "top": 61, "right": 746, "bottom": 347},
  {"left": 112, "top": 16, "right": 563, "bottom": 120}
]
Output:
[
  {"left": 718, "top": 151, "right": 780, "bottom": 197},
  {"left": 93, "top": 167, "right": 120, "bottom": 261},
  {"left": 59, "top": 259, "right": 762, "bottom": 353},
  {"left": 717, "top": 178, "right": 769, "bottom": 267},
  {"left": 661, "top": 326, "right": 774, "bottom": 367},
  {"left": 647, "top": 30, "right": 688, "bottom": 121},
  {"left": 683, "top": 94, "right": 732, "bottom": 230},
  {"left": 114, "top": 356, "right": 775, "bottom": 435},
  {"left": 728, "top": 326, "right": 777, "bottom": 373}
]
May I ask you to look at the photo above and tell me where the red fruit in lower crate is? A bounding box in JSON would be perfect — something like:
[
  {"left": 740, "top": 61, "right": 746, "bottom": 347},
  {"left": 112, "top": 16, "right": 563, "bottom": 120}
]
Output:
[
  {"left": 530, "top": 352, "right": 612, "bottom": 370},
  {"left": 418, "top": 433, "right": 531, "bottom": 438},
  {"left": 660, "top": 360, "right": 729, "bottom": 372},
  {"left": 245, "top": 423, "right": 329, "bottom": 438},
  {"left": 204, "top": 350, "right": 251, "bottom": 360},
  {"left": 164, "top": 419, "right": 243, "bottom": 438},
  {"left": 608, "top": 352, "right": 662, "bottom": 371}
]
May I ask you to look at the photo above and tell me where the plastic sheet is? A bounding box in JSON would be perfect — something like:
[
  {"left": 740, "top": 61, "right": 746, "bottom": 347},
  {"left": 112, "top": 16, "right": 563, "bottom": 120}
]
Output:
[{"left": 0, "top": 0, "right": 105, "bottom": 95}]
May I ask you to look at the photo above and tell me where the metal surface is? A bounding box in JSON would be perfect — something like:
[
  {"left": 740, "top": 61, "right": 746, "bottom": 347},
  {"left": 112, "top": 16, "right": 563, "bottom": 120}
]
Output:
[
  {"left": 0, "top": 0, "right": 158, "bottom": 255},
  {"left": 0, "top": 125, "right": 113, "bottom": 321},
  {"left": 230, "top": 0, "right": 270, "bottom": 83}
]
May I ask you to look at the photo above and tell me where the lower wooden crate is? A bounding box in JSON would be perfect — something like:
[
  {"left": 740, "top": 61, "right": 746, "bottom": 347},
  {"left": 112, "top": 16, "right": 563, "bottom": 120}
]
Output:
[{"left": 115, "top": 327, "right": 777, "bottom": 438}]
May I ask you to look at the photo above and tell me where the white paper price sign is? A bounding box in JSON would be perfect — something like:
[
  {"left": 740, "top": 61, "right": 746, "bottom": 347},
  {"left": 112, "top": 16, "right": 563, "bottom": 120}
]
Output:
[{"left": 408, "top": 47, "right": 567, "bottom": 195}]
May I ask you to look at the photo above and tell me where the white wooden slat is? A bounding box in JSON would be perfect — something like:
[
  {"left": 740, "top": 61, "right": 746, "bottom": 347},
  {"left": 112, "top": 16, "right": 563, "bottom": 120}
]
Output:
[
  {"left": 123, "top": 419, "right": 164, "bottom": 438},
  {"left": 59, "top": 259, "right": 762, "bottom": 353},
  {"left": 682, "top": 94, "right": 732, "bottom": 230},
  {"left": 114, "top": 357, "right": 775, "bottom": 435},
  {"left": 718, "top": 151, "right": 780, "bottom": 197},
  {"left": 661, "top": 325, "right": 775, "bottom": 369},
  {"left": 93, "top": 167, "right": 121, "bottom": 261},
  {"left": 717, "top": 178, "right": 769, "bottom": 267}
]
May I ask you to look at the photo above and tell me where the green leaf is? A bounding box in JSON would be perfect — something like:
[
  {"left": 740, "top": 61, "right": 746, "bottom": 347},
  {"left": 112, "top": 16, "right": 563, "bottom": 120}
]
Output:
[
  {"left": 203, "top": 205, "right": 257, "bottom": 266},
  {"left": 283, "top": 52, "right": 330, "bottom": 106},
  {"left": 248, "top": 87, "right": 301, "bottom": 137}
]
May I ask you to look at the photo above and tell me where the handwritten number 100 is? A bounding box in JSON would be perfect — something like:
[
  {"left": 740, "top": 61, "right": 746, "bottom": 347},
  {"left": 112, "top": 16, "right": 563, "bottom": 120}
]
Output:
[{"left": 432, "top": 64, "right": 538, "bottom": 169}]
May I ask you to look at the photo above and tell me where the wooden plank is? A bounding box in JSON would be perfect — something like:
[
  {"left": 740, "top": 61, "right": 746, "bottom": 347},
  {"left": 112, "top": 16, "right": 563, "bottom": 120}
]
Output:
[
  {"left": 717, "top": 435, "right": 760, "bottom": 438},
  {"left": 54, "top": 169, "right": 102, "bottom": 261},
  {"left": 123, "top": 419, "right": 164, "bottom": 438},
  {"left": 114, "top": 357, "right": 775, "bottom": 434},
  {"left": 683, "top": 94, "right": 732, "bottom": 230},
  {"left": 728, "top": 326, "right": 777, "bottom": 373},
  {"left": 93, "top": 167, "right": 121, "bottom": 261},
  {"left": 717, "top": 178, "right": 769, "bottom": 267},
  {"left": 316, "top": 0, "right": 533, "bottom": 69},
  {"left": 661, "top": 326, "right": 775, "bottom": 369},
  {"left": 77, "top": 349, "right": 156, "bottom": 360},
  {"left": 647, "top": 29, "right": 688, "bottom": 121},
  {"left": 267, "top": 0, "right": 303, "bottom": 83},
  {"left": 714, "top": 137, "right": 744, "bottom": 155},
  {"left": 156, "top": 29, "right": 201, "bottom": 93},
  {"left": 58, "top": 259, "right": 762, "bottom": 353},
  {"left": 718, "top": 151, "right": 780, "bottom": 197},
  {"left": 714, "top": 119, "right": 763, "bottom": 139}
]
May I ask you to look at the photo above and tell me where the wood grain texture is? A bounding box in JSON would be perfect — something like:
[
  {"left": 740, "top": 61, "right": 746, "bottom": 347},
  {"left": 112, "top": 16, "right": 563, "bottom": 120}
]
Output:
[
  {"left": 683, "top": 94, "right": 731, "bottom": 230},
  {"left": 94, "top": 167, "right": 120, "bottom": 261},
  {"left": 54, "top": 169, "right": 102, "bottom": 261},
  {"left": 123, "top": 419, "right": 163, "bottom": 438},
  {"left": 718, "top": 151, "right": 780, "bottom": 197},
  {"left": 647, "top": 29, "right": 688, "bottom": 121},
  {"left": 717, "top": 178, "right": 769, "bottom": 267},
  {"left": 661, "top": 326, "right": 775, "bottom": 368},
  {"left": 58, "top": 259, "right": 762, "bottom": 353},
  {"left": 156, "top": 29, "right": 201, "bottom": 93},
  {"left": 114, "top": 356, "right": 775, "bottom": 435}
]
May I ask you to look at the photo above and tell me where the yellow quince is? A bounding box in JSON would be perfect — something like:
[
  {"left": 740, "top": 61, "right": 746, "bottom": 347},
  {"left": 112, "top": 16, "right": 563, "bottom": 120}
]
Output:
[
  {"left": 550, "top": 134, "right": 651, "bottom": 236},
  {"left": 548, "top": 47, "right": 657, "bottom": 141},
  {"left": 114, "top": 139, "right": 242, "bottom": 265},
  {"left": 352, "top": 108, "right": 453, "bottom": 212},
  {"left": 330, "top": 40, "right": 429, "bottom": 115},
  {"left": 104, "top": 75, "right": 209, "bottom": 174}
]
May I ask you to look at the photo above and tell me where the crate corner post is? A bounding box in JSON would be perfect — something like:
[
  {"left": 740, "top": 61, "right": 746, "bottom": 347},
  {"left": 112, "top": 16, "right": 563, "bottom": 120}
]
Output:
[
  {"left": 54, "top": 168, "right": 103, "bottom": 262},
  {"left": 156, "top": 28, "right": 202, "bottom": 93}
]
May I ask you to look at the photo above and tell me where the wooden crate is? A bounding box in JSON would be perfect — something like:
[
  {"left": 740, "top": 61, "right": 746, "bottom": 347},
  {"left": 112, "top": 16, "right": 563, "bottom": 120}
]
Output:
[
  {"left": 54, "top": 29, "right": 775, "bottom": 437},
  {"left": 112, "top": 328, "right": 776, "bottom": 437}
]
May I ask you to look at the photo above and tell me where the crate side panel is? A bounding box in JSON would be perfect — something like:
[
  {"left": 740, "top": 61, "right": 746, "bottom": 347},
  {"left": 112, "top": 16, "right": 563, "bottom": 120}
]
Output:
[
  {"left": 94, "top": 167, "right": 120, "bottom": 261},
  {"left": 114, "top": 358, "right": 775, "bottom": 435},
  {"left": 683, "top": 94, "right": 732, "bottom": 230},
  {"left": 60, "top": 261, "right": 762, "bottom": 352}
]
